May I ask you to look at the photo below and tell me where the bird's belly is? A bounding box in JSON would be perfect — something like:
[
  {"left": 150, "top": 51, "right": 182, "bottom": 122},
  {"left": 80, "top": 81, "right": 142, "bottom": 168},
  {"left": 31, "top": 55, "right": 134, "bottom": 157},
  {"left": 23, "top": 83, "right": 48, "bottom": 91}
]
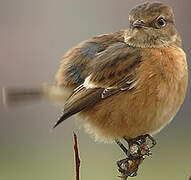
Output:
[{"left": 78, "top": 83, "right": 185, "bottom": 143}]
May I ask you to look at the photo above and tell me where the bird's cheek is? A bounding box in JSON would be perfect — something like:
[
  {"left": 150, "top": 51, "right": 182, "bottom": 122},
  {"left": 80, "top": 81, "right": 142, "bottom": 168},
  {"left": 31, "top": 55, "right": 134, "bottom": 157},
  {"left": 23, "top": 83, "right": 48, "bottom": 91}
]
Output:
[{"left": 135, "top": 30, "right": 148, "bottom": 40}]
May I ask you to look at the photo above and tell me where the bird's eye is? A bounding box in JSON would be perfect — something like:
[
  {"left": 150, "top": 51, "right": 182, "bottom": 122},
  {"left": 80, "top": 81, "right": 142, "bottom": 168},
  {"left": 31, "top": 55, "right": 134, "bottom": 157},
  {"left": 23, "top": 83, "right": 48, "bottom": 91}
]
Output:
[{"left": 157, "top": 17, "right": 166, "bottom": 27}]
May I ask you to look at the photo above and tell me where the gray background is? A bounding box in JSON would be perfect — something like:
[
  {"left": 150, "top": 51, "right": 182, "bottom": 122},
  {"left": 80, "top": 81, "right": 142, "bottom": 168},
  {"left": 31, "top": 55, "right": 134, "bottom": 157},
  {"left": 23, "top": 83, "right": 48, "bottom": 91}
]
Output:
[{"left": 0, "top": 0, "right": 191, "bottom": 179}]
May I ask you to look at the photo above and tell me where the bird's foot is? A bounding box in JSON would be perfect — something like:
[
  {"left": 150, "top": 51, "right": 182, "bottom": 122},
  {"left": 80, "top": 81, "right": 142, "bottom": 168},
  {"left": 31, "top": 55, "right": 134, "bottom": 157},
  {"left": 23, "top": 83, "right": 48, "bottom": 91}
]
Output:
[
  {"left": 125, "top": 134, "right": 156, "bottom": 159},
  {"left": 117, "top": 157, "right": 144, "bottom": 178},
  {"left": 133, "top": 134, "right": 156, "bottom": 148},
  {"left": 116, "top": 134, "right": 156, "bottom": 178}
]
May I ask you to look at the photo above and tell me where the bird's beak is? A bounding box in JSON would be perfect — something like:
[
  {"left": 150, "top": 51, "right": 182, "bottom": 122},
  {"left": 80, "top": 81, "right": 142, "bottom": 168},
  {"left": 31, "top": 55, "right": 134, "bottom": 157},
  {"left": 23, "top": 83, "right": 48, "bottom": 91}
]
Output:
[{"left": 133, "top": 20, "right": 146, "bottom": 28}]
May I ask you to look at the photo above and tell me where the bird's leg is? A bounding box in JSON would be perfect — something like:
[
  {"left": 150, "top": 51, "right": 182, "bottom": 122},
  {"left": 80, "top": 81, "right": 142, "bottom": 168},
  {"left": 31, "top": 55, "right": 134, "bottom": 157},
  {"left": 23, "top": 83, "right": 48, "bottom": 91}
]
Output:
[
  {"left": 115, "top": 139, "right": 144, "bottom": 178},
  {"left": 115, "top": 139, "right": 131, "bottom": 176},
  {"left": 115, "top": 139, "right": 129, "bottom": 156}
]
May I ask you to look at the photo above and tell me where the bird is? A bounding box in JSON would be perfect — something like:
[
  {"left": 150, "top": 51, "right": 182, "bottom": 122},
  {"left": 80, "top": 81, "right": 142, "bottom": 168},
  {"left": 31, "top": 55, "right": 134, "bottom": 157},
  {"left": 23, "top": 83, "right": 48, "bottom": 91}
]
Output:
[
  {"left": 53, "top": 2, "right": 188, "bottom": 142},
  {"left": 3, "top": 2, "right": 188, "bottom": 176}
]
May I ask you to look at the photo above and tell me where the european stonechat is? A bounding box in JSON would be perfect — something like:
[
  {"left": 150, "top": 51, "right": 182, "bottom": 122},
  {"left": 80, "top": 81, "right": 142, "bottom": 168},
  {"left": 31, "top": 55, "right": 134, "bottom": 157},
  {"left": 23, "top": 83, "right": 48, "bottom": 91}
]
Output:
[{"left": 3, "top": 2, "right": 188, "bottom": 177}]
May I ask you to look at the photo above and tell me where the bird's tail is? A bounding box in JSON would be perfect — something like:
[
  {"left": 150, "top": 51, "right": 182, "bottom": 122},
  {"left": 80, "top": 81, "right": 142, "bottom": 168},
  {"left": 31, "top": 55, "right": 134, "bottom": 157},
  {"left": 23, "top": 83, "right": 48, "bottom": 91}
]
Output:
[{"left": 2, "top": 84, "right": 71, "bottom": 106}]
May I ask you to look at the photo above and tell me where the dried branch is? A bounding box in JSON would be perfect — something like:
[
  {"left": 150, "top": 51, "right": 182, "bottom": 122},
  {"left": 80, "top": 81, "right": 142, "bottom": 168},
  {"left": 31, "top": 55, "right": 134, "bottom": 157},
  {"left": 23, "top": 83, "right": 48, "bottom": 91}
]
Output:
[{"left": 73, "top": 132, "right": 81, "bottom": 180}]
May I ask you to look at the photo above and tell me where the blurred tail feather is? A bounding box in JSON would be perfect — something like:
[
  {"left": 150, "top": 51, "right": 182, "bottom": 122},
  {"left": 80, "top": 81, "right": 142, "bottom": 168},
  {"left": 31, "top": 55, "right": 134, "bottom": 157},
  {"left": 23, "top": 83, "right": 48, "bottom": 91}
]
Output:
[{"left": 2, "top": 84, "right": 71, "bottom": 106}]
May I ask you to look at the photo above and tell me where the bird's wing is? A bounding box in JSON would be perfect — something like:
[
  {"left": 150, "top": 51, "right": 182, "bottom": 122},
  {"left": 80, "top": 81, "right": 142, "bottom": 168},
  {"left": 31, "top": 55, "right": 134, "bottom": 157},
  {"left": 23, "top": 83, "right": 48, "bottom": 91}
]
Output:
[
  {"left": 53, "top": 42, "right": 142, "bottom": 128},
  {"left": 56, "top": 31, "right": 125, "bottom": 87}
]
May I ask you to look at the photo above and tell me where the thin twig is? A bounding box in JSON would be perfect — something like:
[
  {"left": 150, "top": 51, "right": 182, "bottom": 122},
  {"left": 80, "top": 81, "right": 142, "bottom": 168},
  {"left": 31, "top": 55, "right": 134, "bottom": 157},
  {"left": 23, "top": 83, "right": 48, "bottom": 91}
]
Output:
[{"left": 73, "top": 132, "right": 81, "bottom": 180}]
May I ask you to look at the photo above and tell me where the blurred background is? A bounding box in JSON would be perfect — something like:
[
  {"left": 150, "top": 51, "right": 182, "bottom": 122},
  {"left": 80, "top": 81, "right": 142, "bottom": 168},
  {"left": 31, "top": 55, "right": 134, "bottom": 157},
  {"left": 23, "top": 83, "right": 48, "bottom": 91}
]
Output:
[{"left": 0, "top": 0, "right": 191, "bottom": 179}]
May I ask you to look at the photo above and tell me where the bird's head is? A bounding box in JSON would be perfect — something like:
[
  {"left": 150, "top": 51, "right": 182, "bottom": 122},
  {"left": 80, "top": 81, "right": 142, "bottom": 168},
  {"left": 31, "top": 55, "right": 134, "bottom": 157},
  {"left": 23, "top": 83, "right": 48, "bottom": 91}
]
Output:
[{"left": 125, "top": 2, "right": 181, "bottom": 48}]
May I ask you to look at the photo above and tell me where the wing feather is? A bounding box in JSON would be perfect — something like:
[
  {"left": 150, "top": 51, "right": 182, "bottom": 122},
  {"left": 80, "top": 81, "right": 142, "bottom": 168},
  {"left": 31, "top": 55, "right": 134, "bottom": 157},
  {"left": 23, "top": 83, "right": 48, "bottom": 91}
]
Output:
[{"left": 54, "top": 42, "right": 142, "bottom": 128}]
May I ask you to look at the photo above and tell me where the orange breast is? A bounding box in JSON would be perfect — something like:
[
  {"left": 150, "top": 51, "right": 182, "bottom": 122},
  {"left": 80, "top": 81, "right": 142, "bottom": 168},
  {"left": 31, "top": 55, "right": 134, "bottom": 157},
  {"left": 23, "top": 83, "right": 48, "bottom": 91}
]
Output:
[{"left": 78, "top": 46, "right": 188, "bottom": 142}]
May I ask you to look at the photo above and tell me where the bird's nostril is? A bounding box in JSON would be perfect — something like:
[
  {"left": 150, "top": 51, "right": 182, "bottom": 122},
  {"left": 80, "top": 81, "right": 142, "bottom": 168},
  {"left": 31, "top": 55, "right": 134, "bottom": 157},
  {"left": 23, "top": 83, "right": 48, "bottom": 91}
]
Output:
[{"left": 133, "top": 20, "right": 145, "bottom": 28}]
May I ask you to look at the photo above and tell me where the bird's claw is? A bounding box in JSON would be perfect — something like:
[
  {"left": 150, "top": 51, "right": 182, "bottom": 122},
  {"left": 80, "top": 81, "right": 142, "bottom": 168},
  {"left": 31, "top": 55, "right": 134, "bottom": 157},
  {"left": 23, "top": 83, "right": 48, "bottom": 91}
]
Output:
[
  {"left": 116, "top": 134, "right": 156, "bottom": 178},
  {"left": 117, "top": 157, "right": 144, "bottom": 178}
]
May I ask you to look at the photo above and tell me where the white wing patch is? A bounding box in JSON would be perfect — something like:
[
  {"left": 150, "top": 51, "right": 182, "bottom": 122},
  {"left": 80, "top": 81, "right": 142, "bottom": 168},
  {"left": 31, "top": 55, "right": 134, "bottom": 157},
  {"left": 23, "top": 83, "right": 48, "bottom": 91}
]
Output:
[{"left": 83, "top": 75, "right": 98, "bottom": 89}]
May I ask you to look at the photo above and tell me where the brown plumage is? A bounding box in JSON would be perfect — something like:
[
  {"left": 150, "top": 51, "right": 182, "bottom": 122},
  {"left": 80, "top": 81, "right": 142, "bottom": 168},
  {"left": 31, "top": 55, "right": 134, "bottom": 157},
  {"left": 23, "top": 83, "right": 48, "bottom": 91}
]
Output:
[
  {"left": 3, "top": 2, "right": 188, "bottom": 143},
  {"left": 53, "top": 2, "right": 188, "bottom": 142}
]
